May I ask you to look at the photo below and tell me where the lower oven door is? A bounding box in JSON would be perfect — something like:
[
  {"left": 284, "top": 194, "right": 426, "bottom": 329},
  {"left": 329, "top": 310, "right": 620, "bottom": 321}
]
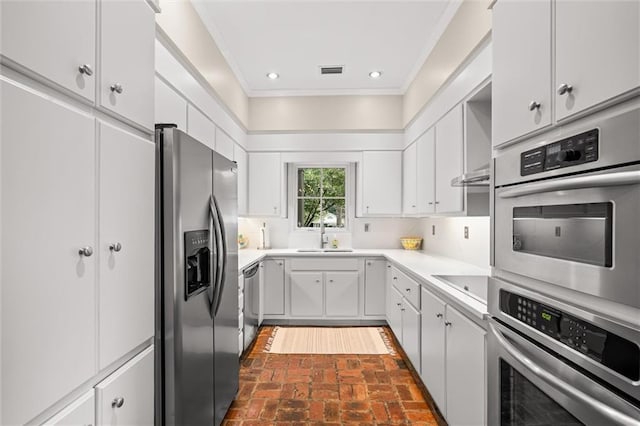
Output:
[
  {"left": 494, "top": 163, "right": 640, "bottom": 309},
  {"left": 488, "top": 319, "right": 640, "bottom": 426}
]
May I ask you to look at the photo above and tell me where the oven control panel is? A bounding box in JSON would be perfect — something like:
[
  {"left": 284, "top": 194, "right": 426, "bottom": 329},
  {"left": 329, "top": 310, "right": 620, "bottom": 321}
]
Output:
[
  {"left": 499, "top": 290, "right": 639, "bottom": 381},
  {"left": 520, "top": 129, "right": 599, "bottom": 176}
]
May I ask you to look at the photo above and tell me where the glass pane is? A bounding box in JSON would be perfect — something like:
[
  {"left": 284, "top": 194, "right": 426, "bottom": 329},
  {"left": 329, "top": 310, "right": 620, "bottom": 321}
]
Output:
[
  {"left": 322, "top": 168, "right": 346, "bottom": 197},
  {"left": 297, "top": 198, "right": 322, "bottom": 228},
  {"left": 322, "top": 198, "right": 346, "bottom": 228},
  {"left": 297, "top": 168, "right": 321, "bottom": 197}
]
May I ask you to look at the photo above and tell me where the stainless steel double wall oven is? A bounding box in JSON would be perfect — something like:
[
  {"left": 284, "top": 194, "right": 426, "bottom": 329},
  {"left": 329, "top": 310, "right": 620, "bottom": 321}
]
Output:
[{"left": 489, "top": 100, "right": 640, "bottom": 425}]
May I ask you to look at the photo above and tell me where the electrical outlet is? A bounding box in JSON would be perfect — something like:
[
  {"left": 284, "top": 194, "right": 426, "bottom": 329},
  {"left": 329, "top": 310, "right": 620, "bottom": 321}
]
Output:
[
  {"left": 464, "top": 226, "right": 469, "bottom": 239},
  {"left": 432, "top": 225, "right": 436, "bottom": 235},
  {"left": 364, "top": 223, "right": 370, "bottom": 232}
]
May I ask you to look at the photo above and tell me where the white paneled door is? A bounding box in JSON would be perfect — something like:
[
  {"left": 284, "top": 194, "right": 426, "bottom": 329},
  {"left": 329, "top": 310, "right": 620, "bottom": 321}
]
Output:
[
  {"left": 416, "top": 128, "right": 435, "bottom": 214},
  {"left": 361, "top": 151, "right": 402, "bottom": 215},
  {"left": 420, "top": 287, "right": 447, "bottom": 414},
  {"left": 402, "top": 142, "right": 417, "bottom": 214},
  {"left": 99, "top": 123, "right": 155, "bottom": 369},
  {"left": 248, "top": 152, "right": 282, "bottom": 216},
  {"left": 290, "top": 272, "right": 324, "bottom": 317},
  {"left": 325, "top": 272, "right": 359, "bottom": 317},
  {"left": 435, "top": 105, "right": 464, "bottom": 214}
]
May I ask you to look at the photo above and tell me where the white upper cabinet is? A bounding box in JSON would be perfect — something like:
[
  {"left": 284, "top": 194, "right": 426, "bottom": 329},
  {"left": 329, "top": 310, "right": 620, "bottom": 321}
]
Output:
[
  {"left": 0, "top": 0, "right": 96, "bottom": 102},
  {"left": 435, "top": 105, "right": 463, "bottom": 214},
  {"left": 1, "top": 82, "right": 97, "bottom": 426},
  {"left": 403, "top": 143, "right": 418, "bottom": 215},
  {"left": 215, "top": 127, "right": 235, "bottom": 160},
  {"left": 155, "top": 77, "right": 187, "bottom": 131},
  {"left": 248, "top": 152, "right": 283, "bottom": 216},
  {"left": 416, "top": 128, "right": 436, "bottom": 214},
  {"left": 187, "top": 104, "right": 216, "bottom": 150},
  {"left": 234, "top": 144, "right": 248, "bottom": 216},
  {"left": 360, "top": 151, "right": 402, "bottom": 216},
  {"left": 99, "top": 123, "right": 155, "bottom": 369},
  {"left": 492, "top": 0, "right": 552, "bottom": 146},
  {"left": 100, "top": 0, "right": 155, "bottom": 130},
  {"left": 555, "top": 0, "right": 639, "bottom": 121}
]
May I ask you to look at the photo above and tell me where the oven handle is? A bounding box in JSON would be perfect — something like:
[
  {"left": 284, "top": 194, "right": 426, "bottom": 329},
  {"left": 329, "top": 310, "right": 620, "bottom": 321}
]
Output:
[
  {"left": 498, "top": 170, "right": 640, "bottom": 198},
  {"left": 490, "top": 322, "right": 640, "bottom": 425}
]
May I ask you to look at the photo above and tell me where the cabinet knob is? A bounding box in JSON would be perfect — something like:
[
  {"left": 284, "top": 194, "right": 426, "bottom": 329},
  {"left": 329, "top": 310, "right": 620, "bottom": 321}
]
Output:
[
  {"left": 528, "top": 101, "right": 541, "bottom": 111},
  {"left": 110, "top": 83, "right": 124, "bottom": 94},
  {"left": 273, "top": 206, "right": 278, "bottom": 212},
  {"left": 393, "top": 277, "right": 397, "bottom": 280},
  {"left": 315, "top": 279, "right": 320, "bottom": 283},
  {"left": 278, "top": 262, "right": 283, "bottom": 266},
  {"left": 367, "top": 262, "right": 372, "bottom": 266},
  {"left": 78, "top": 64, "right": 93, "bottom": 76},
  {"left": 396, "top": 303, "right": 401, "bottom": 306},
  {"left": 436, "top": 313, "right": 443, "bottom": 318},
  {"left": 412, "top": 205, "right": 416, "bottom": 208},
  {"left": 445, "top": 321, "right": 452, "bottom": 327},
  {"left": 111, "top": 397, "right": 125, "bottom": 408},
  {"left": 329, "top": 279, "right": 334, "bottom": 283},
  {"left": 387, "top": 265, "right": 391, "bottom": 268},
  {"left": 109, "top": 242, "right": 122, "bottom": 252},
  {"left": 401, "top": 308, "right": 406, "bottom": 312},
  {"left": 435, "top": 201, "right": 440, "bottom": 205},
  {"left": 428, "top": 202, "right": 433, "bottom": 205},
  {"left": 557, "top": 83, "right": 573, "bottom": 96},
  {"left": 78, "top": 246, "right": 93, "bottom": 257},
  {"left": 405, "top": 288, "right": 411, "bottom": 292}
]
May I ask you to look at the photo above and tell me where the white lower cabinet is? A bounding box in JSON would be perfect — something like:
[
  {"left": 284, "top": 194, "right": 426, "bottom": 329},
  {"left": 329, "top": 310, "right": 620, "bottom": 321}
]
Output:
[
  {"left": 364, "top": 259, "right": 386, "bottom": 316},
  {"left": 290, "top": 272, "right": 324, "bottom": 316},
  {"left": 95, "top": 346, "right": 154, "bottom": 426},
  {"left": 387, "top": 286, "right": 404, "bottom": 343},
  {"left": 401, "top": 301, "right": 421, "bottom": 374},
  {"left": 420, "top": 287, "right": 486, "bottom": 426},
  {"left": 43, "top": 391, "right": 95, "bottom": 426},
  {"left": 325, "top": 271, "right": 359, "bottom": 317},
  {"left": 262, "top": 258, "right": 285, "bottom": 315}
]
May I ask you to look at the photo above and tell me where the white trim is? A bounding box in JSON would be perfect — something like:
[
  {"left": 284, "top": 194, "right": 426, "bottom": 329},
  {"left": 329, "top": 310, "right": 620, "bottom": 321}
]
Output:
[{"left": 246, "top": 87, "right": 404, "bottom": 98}]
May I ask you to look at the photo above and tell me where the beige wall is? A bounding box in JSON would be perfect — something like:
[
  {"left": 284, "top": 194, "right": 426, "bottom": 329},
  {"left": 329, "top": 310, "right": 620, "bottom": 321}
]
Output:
[
  {"left": 248, "top": 95, "right": 403, "bottom": 132},
  {"left": 403, "top": 0, "right": 492, "bottom": 126},
  {"left": 156, "top": 0, "right": 249, "bottom": 127}
]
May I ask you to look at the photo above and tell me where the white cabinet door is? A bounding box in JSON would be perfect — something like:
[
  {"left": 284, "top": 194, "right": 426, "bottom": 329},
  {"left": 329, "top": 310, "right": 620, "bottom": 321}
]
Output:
[
  {"left": 290, "top": 272, "right": 324, "bottom": 317},
  {"left": 555, "top": 0, "right": 640, "bottom": 121},
  {"left": 364, "top": 259, "right": 386, "bottom": 316},
  {"left": 0, "top": 0, "right": 96, "bottom": 101},
  {"left": 416, "top": 128, "right": 435, "bottom": 214},
  {"left": 361, "top": 151, "right": 402, "bottom": 215},
  {"left": 435, "top": 105, "right": 463, "bottom": 213},
  {"left": 402, "top": 143, "right": 417, "bottom": 214},
  {"left": 43, "top": 390, "right": 95, "bottom": 426},
  {"left": 248, "top": 152, "right": 282, "bottom": 216},
  {"left": 262, "top": 259, "right": 285, "bottom": 315},
  {"left": 445, "top": 306, "right": 486, "bottom": 426},
  {"left": 99, "top": 123, "right": 155, "bottom": 369},
  {"left": 215, "top": 127, "right": 235, "bottom": 160},
  {"left": 96, "top": 346, "right": 154, "bottom": 426},
  {"left": 325, "top": 272, "right": 359, "bottom": 317},
  {"left": 420, "top": 287, "right": 446, "bottom": 414},
  {"left": 1, "top": 82, "right": 96, "bottom": 426},
  {"left": 186, "top": 104, "right": 215, "bottom": 150},
  {"left": 155, "top": 77, "right": 187, "bottom": 131},
  {"left": 387, "top": 286, "right": 404, "bottom": 344},
  {"left": 492, "top": 0, "right": 552, "bottom": 146},
  {"left": 100, "top": 0, "right": 154, "bottom": 130},
  {"left": 234, "top": 144, "right": 248, "bottom": 216},
  {"left": 401, "top": 300, "right": 421, "bottom": 374}
]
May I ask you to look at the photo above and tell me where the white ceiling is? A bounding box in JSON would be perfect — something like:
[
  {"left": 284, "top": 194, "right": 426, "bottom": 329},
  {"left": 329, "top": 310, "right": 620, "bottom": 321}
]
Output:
[{"left": 192, "top": 1, "right": 456, "bottom": 97}]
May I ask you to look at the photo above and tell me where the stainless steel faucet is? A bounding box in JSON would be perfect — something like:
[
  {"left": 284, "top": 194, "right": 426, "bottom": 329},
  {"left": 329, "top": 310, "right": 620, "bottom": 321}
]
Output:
[{"left": 320, "top": 213, "right": 329, "bottom": 248}]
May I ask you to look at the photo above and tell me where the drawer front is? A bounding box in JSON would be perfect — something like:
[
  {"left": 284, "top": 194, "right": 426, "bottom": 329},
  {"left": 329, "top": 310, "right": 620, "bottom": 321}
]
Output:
[
  {"left": 95, "top": 345, "right": 154, "bottom": 426},
  {"left": 289, "top": 257, "right": 359, "bottom": 271},
  {"left": 391, "top": 266, "right": 420, "bottom": 309},
  {"left": 44, "top": 390, "right": 94, "bottom": 425}
]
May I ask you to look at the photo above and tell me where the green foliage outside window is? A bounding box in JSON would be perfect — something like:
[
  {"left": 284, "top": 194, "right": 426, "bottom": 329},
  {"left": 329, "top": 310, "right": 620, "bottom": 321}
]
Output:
[{"left": 297, "top": 167, "right": 346, "bottom": 228}]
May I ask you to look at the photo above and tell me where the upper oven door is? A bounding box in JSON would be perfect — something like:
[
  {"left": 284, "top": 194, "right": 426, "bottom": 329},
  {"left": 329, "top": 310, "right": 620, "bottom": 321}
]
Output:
[
  {"left": 494, "top": 163, "right": 640, "bottom": 309},
  {"left": 488, "top": 319, "right": 640, "bottom": 426}
]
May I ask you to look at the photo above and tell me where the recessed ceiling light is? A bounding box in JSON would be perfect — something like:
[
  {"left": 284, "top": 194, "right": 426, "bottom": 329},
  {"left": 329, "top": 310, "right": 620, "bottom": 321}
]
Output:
[
  {"left": 267, "top": 72, "right": 279, "bottom": 80},
  {"left": 369, "top": 71, "right": 382, "bottom": 79}
]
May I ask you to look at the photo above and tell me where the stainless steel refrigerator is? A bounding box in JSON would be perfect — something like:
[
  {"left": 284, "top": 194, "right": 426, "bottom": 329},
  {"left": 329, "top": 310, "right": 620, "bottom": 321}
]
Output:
[{"left": 155, "top": 125, "right": 239, "bottom": 426}]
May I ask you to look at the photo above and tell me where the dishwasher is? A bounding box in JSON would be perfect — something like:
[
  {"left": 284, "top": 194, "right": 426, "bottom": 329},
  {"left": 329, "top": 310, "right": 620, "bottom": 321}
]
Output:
[{"left": 243, "top": 263, "right": 260, "bottom": 351}]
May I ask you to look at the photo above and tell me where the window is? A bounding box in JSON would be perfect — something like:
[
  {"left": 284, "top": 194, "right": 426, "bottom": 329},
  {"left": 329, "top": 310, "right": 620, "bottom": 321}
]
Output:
[{"left": 296, "top": 167, "right": 347, "bottom": 229}]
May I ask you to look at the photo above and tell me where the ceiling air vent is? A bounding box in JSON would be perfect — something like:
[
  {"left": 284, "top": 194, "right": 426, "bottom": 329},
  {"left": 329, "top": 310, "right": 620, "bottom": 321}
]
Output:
[{"left": 320, "top": 66, "right": 344, "bottom": 75}]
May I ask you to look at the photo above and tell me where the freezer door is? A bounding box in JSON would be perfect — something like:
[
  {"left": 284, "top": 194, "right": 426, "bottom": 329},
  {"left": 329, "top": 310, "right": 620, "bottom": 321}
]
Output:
[{"left": 212, "top": 151, "right": 240, "bottom": 426}]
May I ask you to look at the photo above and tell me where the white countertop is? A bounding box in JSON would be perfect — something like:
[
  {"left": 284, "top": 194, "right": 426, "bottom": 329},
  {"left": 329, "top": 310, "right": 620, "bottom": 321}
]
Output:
[{"left": 237, "top": 248, "right": 490, "bottom": 321}]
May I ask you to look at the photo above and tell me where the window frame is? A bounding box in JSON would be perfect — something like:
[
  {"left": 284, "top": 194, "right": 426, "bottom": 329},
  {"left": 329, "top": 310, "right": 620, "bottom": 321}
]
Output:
[{"left": 290, "top": 163, "right": 351, "bottom": 232}]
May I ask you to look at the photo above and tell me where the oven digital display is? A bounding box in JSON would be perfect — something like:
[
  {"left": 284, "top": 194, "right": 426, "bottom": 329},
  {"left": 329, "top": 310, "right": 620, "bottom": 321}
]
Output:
[{"left": 546, "top": 143, "right": 561, "bottom": 155}]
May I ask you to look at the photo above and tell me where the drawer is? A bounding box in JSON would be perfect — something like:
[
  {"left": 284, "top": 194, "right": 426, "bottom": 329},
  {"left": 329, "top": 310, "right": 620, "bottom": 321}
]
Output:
[
  {"left": 238, "top": 292, "right": 244, "bottom": 314},
  {"left": 391, "top": 266, "right": 420, "bottom": 309},
  {"left": 289, "top": 257, "right": 359, "bottom": 271},
  {"left": 95, "top": 345, "right": 153, "bottom": 426},
  {"left": 43, "top": 390, "right": 94, "bottom": 425}
]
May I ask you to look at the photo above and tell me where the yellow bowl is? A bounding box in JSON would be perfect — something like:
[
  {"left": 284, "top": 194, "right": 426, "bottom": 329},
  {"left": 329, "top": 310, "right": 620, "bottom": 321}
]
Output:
[{"left": 400, "top": 237, "right": 423, "bottom": 250}]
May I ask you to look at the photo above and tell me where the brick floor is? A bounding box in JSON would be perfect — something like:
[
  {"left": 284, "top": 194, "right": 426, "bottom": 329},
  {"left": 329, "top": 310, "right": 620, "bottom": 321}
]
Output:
[{"left": 222, "top": 326, "right": 440, "bottom": 425}]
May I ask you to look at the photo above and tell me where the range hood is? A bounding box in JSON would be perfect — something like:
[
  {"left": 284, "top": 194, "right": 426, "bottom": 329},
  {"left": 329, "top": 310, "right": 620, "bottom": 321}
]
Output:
[{"left": 451, "top": 164, "right": 491, "bottom": 187}]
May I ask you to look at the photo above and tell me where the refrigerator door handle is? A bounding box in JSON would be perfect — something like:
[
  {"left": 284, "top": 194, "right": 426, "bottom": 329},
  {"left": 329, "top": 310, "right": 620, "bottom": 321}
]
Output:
[
  {"left": 210, "top": 194, "right": 227, "bottom": 316},
  {"left": 208, "top": 196, "right": 219, "bottom": 318}
]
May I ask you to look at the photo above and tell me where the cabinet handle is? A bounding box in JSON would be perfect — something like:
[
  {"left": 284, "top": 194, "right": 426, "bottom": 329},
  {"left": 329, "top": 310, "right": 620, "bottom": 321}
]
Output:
[
  {"left": 315, "top": 279, "right": 320, "bottom": 283},
  {"left": 405, "top": 288, "right": 411, "bottom": 292},
  {"left": 435, "top": 201, "right": 440, "bottom": 205},
  {"left": 387, "top": 265, "right": 391, "bottom": 268},
  {"left": 436, "top": 313, "right": 443, "bottom": 318},
  {"left": 396, "top": 303, "right": 401, "bottom": 306},
  {"left": 401, "top": 308, "right": 406, "bottom": 312},
  {"left": 109, "top": 242, "right": 122, "bottom": 252},
  {"left": 367, "top": 262, "right": 372, "bottom": 266},
  {"left": 557, "top": 83, "right": 573, "bottom": 96},
  {"left": 78, "top": 64, "right": 93, "bottom": 76},
  {"left": 528, "top": 101, "right": 541, "bottom": 111},
  {"left": 445, "top": 321, "right": 452, "bottom": 327},
  {"left": 393, "top": 277, "right": 397, "bottom": 280},
  {"left": 428, "top": 202, "right": 433, "bottom": 205},
  {"left": 111, "top": 397, "right": 125, "bottom": 408},
  {"left": 329, "top": 279, "right": 334, "bottom": 283},
  {"left": 110, "top": 83, "right": 124, "bottom": 94},
  {"left": 78, "top": 246, "right": 93, "bottom": 257}
]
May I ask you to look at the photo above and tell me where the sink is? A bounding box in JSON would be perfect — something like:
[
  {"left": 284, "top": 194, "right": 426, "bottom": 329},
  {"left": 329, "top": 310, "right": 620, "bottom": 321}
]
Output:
[
  {"left": 432, "top": 275, "right": 489, "bottom": 304},
  {"left": 296, "top": 249, "right": 323, "bottom": 253},
  {"left": 323, "top": 248, "right": 354, "bottom": 252},
  {"left": 295, "top": 248, "right": 354, "bottom": 253}
]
